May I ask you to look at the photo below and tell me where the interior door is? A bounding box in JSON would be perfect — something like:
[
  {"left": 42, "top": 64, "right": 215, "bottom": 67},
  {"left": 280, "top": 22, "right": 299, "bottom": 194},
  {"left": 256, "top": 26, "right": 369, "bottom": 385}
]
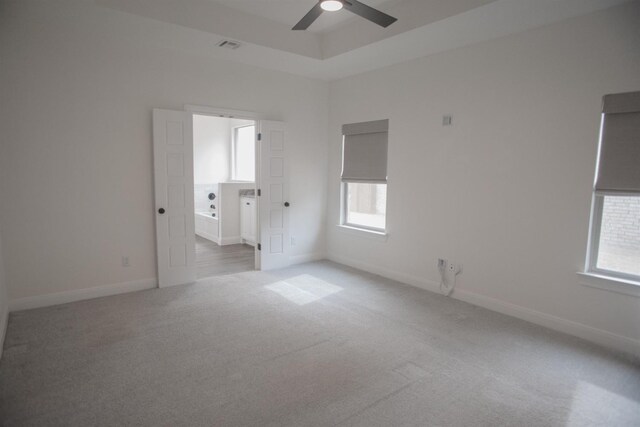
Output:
[
  {"left": 258, "top": 120, "right": 290, "bottom": 270},
  {"left": 153, "top": 109, "right": 197, "bottom": 287}
]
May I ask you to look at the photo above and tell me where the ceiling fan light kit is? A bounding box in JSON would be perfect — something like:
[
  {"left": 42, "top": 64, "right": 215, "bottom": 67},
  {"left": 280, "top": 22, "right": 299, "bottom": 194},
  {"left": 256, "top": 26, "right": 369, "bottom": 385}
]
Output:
[
  {"left": 293, "top": 0, "right": 397, "bottom": 31},
  {"left": 320, "top": 0, "right": 344, "bottom": 12}
]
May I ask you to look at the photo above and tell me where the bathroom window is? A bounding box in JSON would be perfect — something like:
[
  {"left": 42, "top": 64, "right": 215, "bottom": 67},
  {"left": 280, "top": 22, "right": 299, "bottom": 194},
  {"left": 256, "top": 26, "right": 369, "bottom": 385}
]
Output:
[{"left": 232, "top": 125, "right": 255, "bottom": 182}]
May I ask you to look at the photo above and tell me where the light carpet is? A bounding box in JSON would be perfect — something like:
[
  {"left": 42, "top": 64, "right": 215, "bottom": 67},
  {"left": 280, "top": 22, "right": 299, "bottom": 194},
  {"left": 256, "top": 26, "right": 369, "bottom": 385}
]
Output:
[{"left": 1, "top": 261, "right": 639, "bottom": 426}]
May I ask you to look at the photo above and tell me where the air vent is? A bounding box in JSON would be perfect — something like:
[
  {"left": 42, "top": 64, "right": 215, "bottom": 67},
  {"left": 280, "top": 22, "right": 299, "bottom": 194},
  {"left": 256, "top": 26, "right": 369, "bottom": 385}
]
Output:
[{"left": 217, "top": 40, "right": 242, "bottom": 50}]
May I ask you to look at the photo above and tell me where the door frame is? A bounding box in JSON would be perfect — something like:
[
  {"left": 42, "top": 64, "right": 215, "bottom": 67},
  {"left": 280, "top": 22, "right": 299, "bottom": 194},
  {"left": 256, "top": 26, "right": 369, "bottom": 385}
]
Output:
[{"left": 184, "top": 104, "right": 278, "bottom": 272}]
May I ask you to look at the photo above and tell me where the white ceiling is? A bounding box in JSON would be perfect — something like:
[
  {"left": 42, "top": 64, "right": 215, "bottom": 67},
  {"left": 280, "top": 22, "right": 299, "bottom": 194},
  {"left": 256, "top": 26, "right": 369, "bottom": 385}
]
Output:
[
  {"left": 95, "top": 0, "right": 634, "bottom": 81},
  {"left": 211, "top": 0, "right": 400, "bottom": 33}
]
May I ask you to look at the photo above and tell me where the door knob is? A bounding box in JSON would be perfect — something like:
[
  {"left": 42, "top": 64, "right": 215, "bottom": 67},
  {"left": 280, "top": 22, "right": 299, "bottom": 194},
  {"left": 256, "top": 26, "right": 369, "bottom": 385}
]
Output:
[
  {"left": 284, "top": 202, "right": 290, "bottom": 207},
  {"left": 158, "top": 208, "right": 165, "bottom": 214}
]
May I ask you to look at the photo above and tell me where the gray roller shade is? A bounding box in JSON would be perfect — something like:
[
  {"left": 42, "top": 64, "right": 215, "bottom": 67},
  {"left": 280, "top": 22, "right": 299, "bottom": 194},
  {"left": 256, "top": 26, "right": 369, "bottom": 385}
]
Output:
[
  {"left": 341, "top": 120, "right": 388, "bottom": 183},
  {"left": 594, "top": 91, "right": 640, "bottom": 194}
]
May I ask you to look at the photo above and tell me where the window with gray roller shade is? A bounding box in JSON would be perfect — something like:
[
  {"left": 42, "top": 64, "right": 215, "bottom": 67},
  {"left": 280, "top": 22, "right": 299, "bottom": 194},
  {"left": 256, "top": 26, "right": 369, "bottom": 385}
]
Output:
[
  {"left": 341, "top": 119, "right": 388, "bottom": 183},
  {"left": 594, "top": 91, "right": 640, "bottom": 194}
]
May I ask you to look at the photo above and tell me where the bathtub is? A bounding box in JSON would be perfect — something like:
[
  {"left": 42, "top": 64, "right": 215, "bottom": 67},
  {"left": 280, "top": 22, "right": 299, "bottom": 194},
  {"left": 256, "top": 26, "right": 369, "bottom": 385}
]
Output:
[
  {"left": 195, "top": 211, "right": 216, "bottom": 219},
  {"left": 195, "top": 212, "right": 219, "bottom": 243}
]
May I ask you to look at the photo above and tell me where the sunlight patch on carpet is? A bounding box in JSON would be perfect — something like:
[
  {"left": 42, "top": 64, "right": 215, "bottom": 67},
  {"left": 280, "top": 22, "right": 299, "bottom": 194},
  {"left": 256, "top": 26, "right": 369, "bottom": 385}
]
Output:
[{"left": 265, "top": 274, "right": 343, "bottom": 305}]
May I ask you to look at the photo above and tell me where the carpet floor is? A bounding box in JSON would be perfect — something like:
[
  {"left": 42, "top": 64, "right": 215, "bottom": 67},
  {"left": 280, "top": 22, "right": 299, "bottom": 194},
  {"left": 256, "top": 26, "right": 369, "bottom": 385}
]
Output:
[{"left": 1, "top": 261, "right": 639, "bottom": 426}]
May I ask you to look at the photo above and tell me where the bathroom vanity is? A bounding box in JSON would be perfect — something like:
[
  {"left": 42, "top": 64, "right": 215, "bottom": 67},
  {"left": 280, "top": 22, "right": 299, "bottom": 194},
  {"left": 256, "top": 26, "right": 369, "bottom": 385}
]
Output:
[
  {"left": 195, "top": 183, "right": 255, "bottom": 246},
  {"left": 240, "top": 195, "right": 256, "bottom": 246}
]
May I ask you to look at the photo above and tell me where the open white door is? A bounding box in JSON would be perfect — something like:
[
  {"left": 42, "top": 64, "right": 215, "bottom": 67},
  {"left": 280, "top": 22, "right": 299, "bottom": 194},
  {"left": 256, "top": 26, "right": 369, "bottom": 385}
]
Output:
[
  {"left": 258, "top": 120, "right": 290, "bottom": 270},
  {"left": 153, "top": 109, "right": 196, "bottom": 287}
]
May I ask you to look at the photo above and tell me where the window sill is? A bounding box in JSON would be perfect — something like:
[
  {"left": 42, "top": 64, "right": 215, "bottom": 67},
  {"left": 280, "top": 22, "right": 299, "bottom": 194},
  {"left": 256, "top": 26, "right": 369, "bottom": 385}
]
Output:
[
  {"left": 337, "top": 224, "right": 388, "bottom": 241},
  {"left": 577, "top": 272, "right": 640, "bottom": 298}
]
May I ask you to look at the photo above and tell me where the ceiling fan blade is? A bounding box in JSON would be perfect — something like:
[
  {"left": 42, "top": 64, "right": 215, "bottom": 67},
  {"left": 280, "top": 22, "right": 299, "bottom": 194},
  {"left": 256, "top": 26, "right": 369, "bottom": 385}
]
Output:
[
  {"left": 343, "top": 0, "right": 397, "bottom": 28},
  {"left": 292, "top": 3, "right": 324, "bottom": 30}
]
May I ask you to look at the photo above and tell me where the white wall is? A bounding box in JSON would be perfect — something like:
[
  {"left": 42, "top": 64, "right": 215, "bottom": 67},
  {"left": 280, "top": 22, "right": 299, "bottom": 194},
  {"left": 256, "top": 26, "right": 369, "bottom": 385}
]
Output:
[
  {"left": 0, "top": 0, "right": 328, "bottom": 302},
  {"left": 326, "top": 3, "right": 640, "bottom": 353},
  {"left": 193, "top": 115, "right": 231, "bottom": 186}
]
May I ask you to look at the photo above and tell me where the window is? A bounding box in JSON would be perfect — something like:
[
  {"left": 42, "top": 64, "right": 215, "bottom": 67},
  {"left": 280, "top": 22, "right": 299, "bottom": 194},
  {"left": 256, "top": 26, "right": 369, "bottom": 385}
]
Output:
[
  {"left": 586, "top": 91, "right": 640, "bottom": 282},
  {"left": 340, "top": 119, "right": 389, "bottom": 232},
  {"left": 232, "top": 125, "right": 255, "bottom": 182},
  {"left": 589, "top": 195, "right": 640, "bottom": 278},
  {"left": 344, "top": 182, "right": 387, "bottom": 231}
]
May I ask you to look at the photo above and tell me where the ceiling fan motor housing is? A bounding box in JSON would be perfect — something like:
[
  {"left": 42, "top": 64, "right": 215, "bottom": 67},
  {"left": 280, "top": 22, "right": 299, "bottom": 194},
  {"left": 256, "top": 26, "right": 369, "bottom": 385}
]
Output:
[{"left": 293, "top": 0, "right": 397, "bottom": 31}]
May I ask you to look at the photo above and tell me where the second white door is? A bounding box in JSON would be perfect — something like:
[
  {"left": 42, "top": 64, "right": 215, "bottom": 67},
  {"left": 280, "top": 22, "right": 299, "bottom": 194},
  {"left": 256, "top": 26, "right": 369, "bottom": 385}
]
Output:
[{"left": 257, "top": 120, "right": 290, "bottom": 270}]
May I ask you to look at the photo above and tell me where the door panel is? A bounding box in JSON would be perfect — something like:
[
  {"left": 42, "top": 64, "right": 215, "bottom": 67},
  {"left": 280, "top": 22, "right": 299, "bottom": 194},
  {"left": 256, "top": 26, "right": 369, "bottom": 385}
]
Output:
[
  {"left": 258, "top": 120, "right": 290, "bottom": 270},
  {"left": 153, "top": 109, "right": 196, "bottom": 287}
]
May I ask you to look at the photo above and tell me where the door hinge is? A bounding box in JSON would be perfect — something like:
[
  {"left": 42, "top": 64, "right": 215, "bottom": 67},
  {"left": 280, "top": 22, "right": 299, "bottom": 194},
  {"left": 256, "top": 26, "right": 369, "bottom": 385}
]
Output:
[
  {"left": 257, "top": 133, "right": 262, "bottom": 141},
  {"left": 257, "top": 243, "right": 261, "bottom": 251},
  {"left": 257, "top": 189, "right": 261, "bottom": 196}
]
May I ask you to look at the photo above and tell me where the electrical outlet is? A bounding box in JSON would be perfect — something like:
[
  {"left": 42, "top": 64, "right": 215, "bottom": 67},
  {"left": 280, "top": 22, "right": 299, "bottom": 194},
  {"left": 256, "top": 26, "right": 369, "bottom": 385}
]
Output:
[
  {"left": 290, "top": 236, "right": 296, "bottom": 246},
  {"left": 438, "top": 258, "right": 447, "bottom": 269},
  {"left": 447, "top": 262, "right": 463, "bottom": 274},
  {"left": 122, "top": 256, "right": 130, "bottom": 267}
]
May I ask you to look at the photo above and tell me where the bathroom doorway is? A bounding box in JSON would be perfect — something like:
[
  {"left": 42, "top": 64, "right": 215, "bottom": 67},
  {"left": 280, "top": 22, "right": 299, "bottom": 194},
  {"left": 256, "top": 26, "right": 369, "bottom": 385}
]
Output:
[
  {"left": 153, "top": 107, "right": 289, "bottom": 288},
  {"left": 193, "top": 114, "right": 257, "bottom": 278}
]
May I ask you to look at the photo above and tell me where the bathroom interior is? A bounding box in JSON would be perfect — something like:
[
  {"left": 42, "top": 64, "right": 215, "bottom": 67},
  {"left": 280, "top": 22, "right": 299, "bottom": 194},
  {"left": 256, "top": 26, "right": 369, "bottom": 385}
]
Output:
[{"left": 193, "top": 114, "right": 257, "bottom": 278}]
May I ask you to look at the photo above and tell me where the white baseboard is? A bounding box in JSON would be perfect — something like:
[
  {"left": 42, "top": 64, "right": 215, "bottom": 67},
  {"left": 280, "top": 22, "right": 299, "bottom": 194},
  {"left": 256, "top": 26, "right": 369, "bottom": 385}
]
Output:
[
  {"left": 0, "top": 305, "right": 8, "bottom": 360},
  {"left": 327, "top": 254, "right": 640, "bottom": 357},
  {"left": 196, "top": 231, "right": 220, "bottom": 245},
  {"left": 290, "top": 252, "right": 325, "bottom": 265},
  {"left": 453, "top": 287, "right": 640, "bottom": 357},
  {"left": 327, "top": 253, "right": 440, "bottom": 293},
  {"left": 9, "top": 278, "right": 157, "bottom": 312},
  {"left": 220, "top": 236, "right": 241, "bottom": 246}
]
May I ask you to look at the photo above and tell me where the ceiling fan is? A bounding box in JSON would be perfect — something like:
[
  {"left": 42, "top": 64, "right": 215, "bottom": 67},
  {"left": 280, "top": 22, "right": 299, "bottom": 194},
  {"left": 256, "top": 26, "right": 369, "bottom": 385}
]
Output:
[{"left": 292, "top": 0, "right": 397, "bottom": 31}]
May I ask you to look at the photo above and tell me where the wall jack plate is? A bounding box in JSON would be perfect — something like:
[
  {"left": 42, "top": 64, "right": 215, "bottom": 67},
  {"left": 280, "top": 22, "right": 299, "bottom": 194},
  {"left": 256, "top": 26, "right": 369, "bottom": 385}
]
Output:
[{"left": 448, "top": 262, "right": 463, "bottom": 274}]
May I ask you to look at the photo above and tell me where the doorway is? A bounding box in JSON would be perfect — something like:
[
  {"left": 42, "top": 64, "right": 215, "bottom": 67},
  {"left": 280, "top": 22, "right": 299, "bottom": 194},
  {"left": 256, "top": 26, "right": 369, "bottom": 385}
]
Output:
[
  {"left": 192, "top": 114, "right": 256, "bottom": 279},
  {"left": 152, "top": 107, "right": 290, "bottom": 288}
]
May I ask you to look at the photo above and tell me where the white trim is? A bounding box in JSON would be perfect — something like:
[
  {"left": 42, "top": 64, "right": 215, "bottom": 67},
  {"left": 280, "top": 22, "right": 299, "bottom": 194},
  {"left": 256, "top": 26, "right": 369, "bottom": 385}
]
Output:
[
  {"left": 584, "top": 193, "right": 602, "bottom": 273},
  {"left": 327, "top": 253, "right": 439, "bottom": 293},
  {"left": 290, "top": 252, "right": 325, "bottom": 265},
  {"left": 578, "top": 272, "right": 640, "bottom": 298},
  {"left": 195, "top": 230, "right": 221, "bottom": 245},
  {"left": 327, "top": 253, "right": 640, "bottom": 357},
  {"left": 452, "top": 284, "right": 640, "bottom": 357},
  {"left": 0, "top": 307, "right": 8, "bottom": 360},
  {"left": 220, "top": 236, "right": 242, "bottom": 246},
  {"left": 159, "top": 279, "right": 196, "bottom": 289},
  {"left": 184, "top": 105, "right": 272, "bottom": 121},
  {"left": 9, "top": 278, "right": 157, "bottom": 312},
  {"left": 337, "top": 224, "right": 388, "bottom": 241}
]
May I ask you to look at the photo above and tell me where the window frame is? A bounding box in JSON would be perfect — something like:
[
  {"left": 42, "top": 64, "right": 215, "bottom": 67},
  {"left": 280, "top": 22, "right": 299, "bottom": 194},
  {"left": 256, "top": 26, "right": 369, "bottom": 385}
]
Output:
[
  {"left": 586, "top": 193, "right": 640, "bottom": 283},
  {"left": 341, "top": 181, "right": 388, "bottom": 233},
  {"left": 231, "top": 124, "right": 255, "bottom": 182}
]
